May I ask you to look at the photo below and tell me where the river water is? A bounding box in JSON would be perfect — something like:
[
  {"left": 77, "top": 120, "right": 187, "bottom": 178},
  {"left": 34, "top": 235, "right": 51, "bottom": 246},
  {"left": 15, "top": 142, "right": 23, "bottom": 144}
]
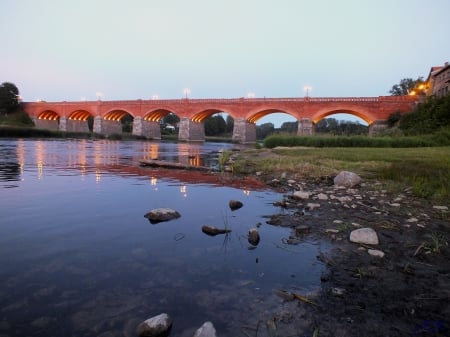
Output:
[{"left": 0, "top": 139, "right": 327, "bottom": 337}]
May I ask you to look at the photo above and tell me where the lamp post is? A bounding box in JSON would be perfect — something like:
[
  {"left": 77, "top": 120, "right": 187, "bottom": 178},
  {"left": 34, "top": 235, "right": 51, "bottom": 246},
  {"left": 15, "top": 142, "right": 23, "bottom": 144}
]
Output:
[
  {"left": 96, "top": 92, "right": 103, "bottom": 101},
  {"left": 304, "top": 86, "right": 312, "bottom": 97},
  {"left": 247, "top": 92, "right": 255, "bottom": 98},
  {"left": 183, "top": 88, "right": 191, "bottom": 99}
]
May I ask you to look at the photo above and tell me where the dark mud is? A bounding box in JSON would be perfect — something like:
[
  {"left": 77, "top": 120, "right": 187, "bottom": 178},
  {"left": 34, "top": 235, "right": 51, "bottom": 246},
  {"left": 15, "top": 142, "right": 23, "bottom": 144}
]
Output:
[{"left": 259, "top": 176, "right": 449, "bottom": 337}]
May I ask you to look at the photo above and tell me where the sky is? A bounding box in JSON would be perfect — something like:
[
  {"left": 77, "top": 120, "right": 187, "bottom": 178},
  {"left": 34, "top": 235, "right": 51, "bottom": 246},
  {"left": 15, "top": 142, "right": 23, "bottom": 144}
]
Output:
[{"left": 1, "top": 0, "right": 450, "bottom": 126}]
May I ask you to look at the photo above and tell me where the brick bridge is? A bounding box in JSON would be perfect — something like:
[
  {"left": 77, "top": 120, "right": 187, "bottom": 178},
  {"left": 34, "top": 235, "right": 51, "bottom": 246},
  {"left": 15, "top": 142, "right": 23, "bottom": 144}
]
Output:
[{"left": 23, "top": 96, "right": 417, "bottom": 143}]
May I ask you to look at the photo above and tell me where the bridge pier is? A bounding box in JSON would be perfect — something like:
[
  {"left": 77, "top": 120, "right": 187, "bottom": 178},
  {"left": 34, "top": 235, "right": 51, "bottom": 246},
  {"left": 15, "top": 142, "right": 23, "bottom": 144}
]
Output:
[
  {"left": 132, "top": 117, "right": 161, "bottom": 139},
  {"left": 33, "top": 117, "right": 59, "bottom": 130},
  {"left": 369, "top": 120, "right": 388, "bottom": 135},
  {"left": 297, "top": 118, "right": 315, "bottom": 135},
  {"left": 93, "top": 116, "right": 122, "bottom": 136},
  {"left": 179, "top": 118, "right": 205, "bottom": 141},
  {"left": 232, "top": 118, "right": 256, "bottom": 144},
  {"left": 66, "top": 119, "right": 89, "bottom": 133}
]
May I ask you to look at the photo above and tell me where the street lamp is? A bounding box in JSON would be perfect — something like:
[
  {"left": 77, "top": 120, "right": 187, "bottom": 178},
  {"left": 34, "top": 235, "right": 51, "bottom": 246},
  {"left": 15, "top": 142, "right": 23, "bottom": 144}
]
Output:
[
  {"left": 247, "top": 92, "right": 255, "bottom": 98},
  {"left": 183, "top": 88, "right": 191, "bottom": 99},
  {"left": 304, "top": 86, "right": 312, "bottom": 97},
  {"left": 96, "top": 92, "right": 103, "bottom": 101},
  {"left": 151, "top": 94, "right": 159, "bottom": 100}
]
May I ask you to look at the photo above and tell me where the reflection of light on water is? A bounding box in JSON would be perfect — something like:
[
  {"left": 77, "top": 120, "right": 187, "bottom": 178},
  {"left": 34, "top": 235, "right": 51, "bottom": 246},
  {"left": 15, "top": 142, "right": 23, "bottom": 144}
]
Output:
[
  {"left": 180, "top": 185, "right": 187, "bottom": 198},
  {"left": 17, "top": 139, "right": 25, "bottom": 175},
  {"left": 143, "top": 143, "right": 159, "bottom": 160},
  {"left": 150, "top": 176, "right": 158, "bottom": 190},
  {"left": 243, "top": 189, "right": 251, "bottom": 196},
  {"left": 96, "top": 170, "right": 101, "bottom": 183},
  {"left": 36, "top": 141, "right": 44, "bottom": 180}
]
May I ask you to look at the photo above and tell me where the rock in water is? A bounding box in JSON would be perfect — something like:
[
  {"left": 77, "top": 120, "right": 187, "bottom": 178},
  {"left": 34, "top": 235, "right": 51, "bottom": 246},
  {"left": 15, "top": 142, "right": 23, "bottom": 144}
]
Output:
[
  {"left": 349, "top": 227, "right": 379, "bottom": 245},
  {"left": 192, "top": 321, "right": 217, "bottom": 337},
  {"left": 229, "top": 199, "right": 243, "bottom": 211},
  {"left": 136, "top": 313, "right": 172, "bottom": 337},
  {"left": 144, "top": 208, "right": 180, "bottom": 224},
  {"left": 334, "top": 171, "right": 362, "bottom": 187},
  {"left": 248, "top": 228, "right": 260, "bottom": 246},
  {"left": 201, "top": 225, "right": 231, "bottom": 236}
]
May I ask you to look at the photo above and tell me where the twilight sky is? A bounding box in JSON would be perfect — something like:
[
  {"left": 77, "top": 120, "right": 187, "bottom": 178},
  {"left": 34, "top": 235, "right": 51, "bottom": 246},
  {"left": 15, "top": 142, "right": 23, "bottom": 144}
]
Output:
[{"left": 1, "top": 0, "right": 449, "bottom": 125}]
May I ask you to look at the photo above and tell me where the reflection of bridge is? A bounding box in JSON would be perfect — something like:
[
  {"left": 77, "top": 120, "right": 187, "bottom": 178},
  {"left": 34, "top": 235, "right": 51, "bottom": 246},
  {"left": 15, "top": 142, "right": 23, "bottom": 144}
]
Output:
[{"left": 23, "top": 96, "right": 417, "bottom": 143}]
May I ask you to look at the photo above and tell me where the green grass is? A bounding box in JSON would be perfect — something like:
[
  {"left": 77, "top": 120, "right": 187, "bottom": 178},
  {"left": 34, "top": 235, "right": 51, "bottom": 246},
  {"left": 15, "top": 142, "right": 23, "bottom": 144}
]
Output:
[{"left": 232, "top": 146, "right": 450, "bottom": 203}]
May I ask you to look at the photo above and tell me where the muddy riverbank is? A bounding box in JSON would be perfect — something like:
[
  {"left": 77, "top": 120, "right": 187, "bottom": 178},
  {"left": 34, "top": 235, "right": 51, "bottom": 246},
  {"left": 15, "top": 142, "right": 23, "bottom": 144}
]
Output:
[{"left": 249, "top": 171, "right": 450, "bottom": 337}]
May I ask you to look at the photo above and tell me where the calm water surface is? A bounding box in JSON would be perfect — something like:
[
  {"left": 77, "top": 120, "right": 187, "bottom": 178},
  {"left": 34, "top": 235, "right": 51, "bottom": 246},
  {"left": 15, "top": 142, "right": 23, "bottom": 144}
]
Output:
[{"left": 0, "top": 139, "right": 327, "bottom": 337}]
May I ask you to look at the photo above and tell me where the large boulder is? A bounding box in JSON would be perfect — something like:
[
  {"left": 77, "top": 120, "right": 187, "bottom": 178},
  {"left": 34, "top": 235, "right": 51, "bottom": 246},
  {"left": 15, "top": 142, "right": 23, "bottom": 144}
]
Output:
[
  {"left": 192, "top": 321, "right": 217, "bottom": 337},
  {"left": 136, "top": 313, "right": 173, "bottom": 337},
  {"left": 144, "top": 208, "right": 180, "bottom": 224},
  {"left": 349, "top": 227, "right": 379, "bottom": 245},
  {"left": 334, "top": 171, "right": 362, "bottom": 187}
]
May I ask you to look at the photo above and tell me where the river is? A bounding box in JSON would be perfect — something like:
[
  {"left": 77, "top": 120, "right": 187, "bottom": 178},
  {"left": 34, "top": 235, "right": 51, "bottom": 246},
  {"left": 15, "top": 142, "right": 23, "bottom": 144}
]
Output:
[{"left": 0, "top": 139, "right": 327, "bottom": 337}]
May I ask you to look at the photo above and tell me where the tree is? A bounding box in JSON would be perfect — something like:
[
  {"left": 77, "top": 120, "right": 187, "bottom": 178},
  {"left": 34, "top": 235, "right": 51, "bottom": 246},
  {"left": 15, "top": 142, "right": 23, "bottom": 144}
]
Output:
[
  {"left": 204, "top": 114, "right": 226, "bottom": 136},
  {"left": 256, "top": 123, "right": 274, "bottom": 139},
  {"left": 0, "top": 82, "right": 20, "bottom": 115},
  {"left": 279, "top": 121, "right": 298, "bottom": 133},
  {"left": 389, "top": 77, "right": 424, "bottom": 96},
  {"left": 225, "top": 115, "right": 234, "bottom": 134},
  {"left": 163, "top": 113, "right": 180, "bottom": 126}
]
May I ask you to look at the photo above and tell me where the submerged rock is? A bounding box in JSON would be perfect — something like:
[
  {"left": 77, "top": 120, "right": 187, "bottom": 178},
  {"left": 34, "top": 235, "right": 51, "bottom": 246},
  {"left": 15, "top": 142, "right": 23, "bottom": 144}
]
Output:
[
  {"left": 293, "top": 191, "right": 310, "bottom": 200},
  {"left": 334, "top": 171, "right": 362, "bottom": 187},
  {"left": 201, "top": 225, "right": 231, "bottom": 236},
  {"left": 136, "top": 313, "right": 172, "bottom": 337},
  {"left": 192, "top": 321, "right": 217, "bottom": 337},
  {"left": 349, "top": 227, "right": 379, "bottom": 245},
  {"left": 229, "top": 199, "right": 243, "bottom": 211},
  {"left": 248, "top": 228, "right": 260, "bottom": 246},
  {"left": 144, "top": 208, "right": 180, "bottom": 224}
]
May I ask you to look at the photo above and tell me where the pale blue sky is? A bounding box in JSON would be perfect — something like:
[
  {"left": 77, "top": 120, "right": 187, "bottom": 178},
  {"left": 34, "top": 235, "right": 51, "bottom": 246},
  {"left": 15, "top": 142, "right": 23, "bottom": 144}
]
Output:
[{"left": 1, "top": 0, "right": 449, "bottom": 126}]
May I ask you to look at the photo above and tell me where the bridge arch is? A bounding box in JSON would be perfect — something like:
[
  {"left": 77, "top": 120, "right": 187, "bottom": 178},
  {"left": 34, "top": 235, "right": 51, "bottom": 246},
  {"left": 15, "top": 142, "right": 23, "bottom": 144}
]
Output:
[
  {"left": 103, "top": 108, "right": 135, "bottom": 121},
  {"left": 37, "top": 110, "right": 60, "bottom": 121},
  {"left": 247, "top": 108, "right": 296, "bottom": 124},
  {"left": 312, "top": 108, "right": 375, "bottom": 125},
  {"left": 143, "top": 108, "right": 178, "bottom": 122}
]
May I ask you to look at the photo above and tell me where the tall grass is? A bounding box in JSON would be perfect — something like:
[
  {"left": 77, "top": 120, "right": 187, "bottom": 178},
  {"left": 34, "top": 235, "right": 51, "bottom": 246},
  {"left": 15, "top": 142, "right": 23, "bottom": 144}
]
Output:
[{"left": 263, "top": 130, "right": 450, "bottom": 149}]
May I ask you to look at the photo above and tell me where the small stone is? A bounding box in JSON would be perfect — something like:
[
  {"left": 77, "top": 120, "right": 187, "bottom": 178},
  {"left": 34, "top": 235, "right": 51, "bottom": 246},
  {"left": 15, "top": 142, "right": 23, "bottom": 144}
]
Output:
[
  {"left": 136, "top": 313, "right": 172, "bottom": 337},
  {"left": 201, "top": 225, "right": 231, "bottom": 236},
  {"left": 433, "top": 205, "right": 448, "bottom": 211},
  {"left": 325, "top": 229, "right": 339, "bottom": 234},
  {"left": 368, "top": 249, "right": 385, "bottom": 258},
  {"left": 334, "top": 171, "right": 362, "bottom": 187},
  {"left": 287, "top": 179, "right": 296, "bottom": 185},
  {"left": 248, "top": 228, "right": 260, "bottom": 246},
  {"left": 295, "top": 225, "right": 311, "bottom": 236},
  {"left": 144, "top": 208, "right": 180, "bottom": 224},
  {"left": 317, "top": 193, "right": 328, "bottom": 200},
  {"left": 407, "top": 217, "right": 418, "bottom": 223},
  {"left": 229, "top": 199, "right": 243, "bottom": 211},
  {"left": 389, "top": 203, "right": 401, "bottom": 207},
  {"left": 331, "top": 287, "right": 346, "bottom": 296},
  {"left": 193, "top": 321, "right": 217, "bottom": 337},
  {"left": 293, "top": 191, "right": 309, "bottom": 200},
  {"left": 349, "top": 228, "right": 379, "bottom": 245},
  {"left": 306, "top": 202, "right": 320, "bottom": 210}
]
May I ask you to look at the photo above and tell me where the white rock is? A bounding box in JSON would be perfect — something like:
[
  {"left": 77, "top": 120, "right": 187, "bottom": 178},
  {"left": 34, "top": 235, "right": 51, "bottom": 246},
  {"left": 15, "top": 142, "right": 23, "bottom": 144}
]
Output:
[
  {"left": 317, "top": 193, "right": 328, "bottom": 200},
  {"left": 136, "top": 313, "right": 173, "bottom": 337},
  {"left": 407, "top": 217, "right": 418, "bottom": 223},
  {"left": 349, "top": 228, "right": 379, "bottom": 245},
  {"left": 368, "top": 249, "right": 385, "bottom": 258},
  {"left": 334, "top": 171, "right": 362, "bottom": 187},
  {"left": 193, "top": 321, "right": 217, "bottom": 337},
  {"left": 287, "top": 179, "right": 296, "bottom": 185},
  {"left": 306, "top": 202, "right": 320, "bottom": 210},
  {"left": 433, "top": 205, "right": 448, "bottom": 211},
  {"left": 293, "top": 191, "right": 309, "bottom": 200}
]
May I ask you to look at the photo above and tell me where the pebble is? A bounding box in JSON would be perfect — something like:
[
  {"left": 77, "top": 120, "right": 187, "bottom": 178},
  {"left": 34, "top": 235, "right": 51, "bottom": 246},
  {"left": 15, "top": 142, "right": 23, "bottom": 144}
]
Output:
[
  {"left": 368, "top": 249, "right": 385, "bottom": 258},
  {"left": 433, "top": 205, "right": 448, "bottom": 211}
]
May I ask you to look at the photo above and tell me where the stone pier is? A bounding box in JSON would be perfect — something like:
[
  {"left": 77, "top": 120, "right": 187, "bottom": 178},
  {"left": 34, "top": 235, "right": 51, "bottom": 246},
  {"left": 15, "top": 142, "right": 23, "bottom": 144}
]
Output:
[
  {"left": 93, "top": 116, "right": 122, "bottom": 136},
  {"left": 178, "top": 118, "right": 205, "bottom": 141},
  {"left": 132, "top": 117, "right": 161, "bottom": 139},
  {"left": 297, "top": 118, "right": 314, "bottom": 135},
  {"left": 368, "top": 120, "right": 388, "bottom": 135},
  {"left": 232, "top": 118, "right": 256, "bottom": 144}
]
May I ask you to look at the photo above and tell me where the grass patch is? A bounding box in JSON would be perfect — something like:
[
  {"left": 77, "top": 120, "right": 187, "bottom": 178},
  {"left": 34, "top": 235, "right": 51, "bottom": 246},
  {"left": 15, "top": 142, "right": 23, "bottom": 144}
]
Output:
[{"left": 232, "top": 146, "right": 450, "bottom": 203}]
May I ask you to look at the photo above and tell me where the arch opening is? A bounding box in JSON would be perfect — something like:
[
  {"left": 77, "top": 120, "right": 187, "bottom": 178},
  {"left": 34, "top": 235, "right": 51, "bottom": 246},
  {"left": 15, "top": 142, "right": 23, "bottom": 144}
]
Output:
[
  {"left": 68, "top": 110, "right": 92, "bottom": 121},
  {"left": 249, "top": 109, "right": 296, "bottom": 126},
  {"left": 315, "top": 111, "right": 369, "bottom": 135},
  {"left": 313, "top": 110, "right": 372, "bottom": 125},
  {"left": 37, "top": 110, "right": 59, "bottom": 121}
]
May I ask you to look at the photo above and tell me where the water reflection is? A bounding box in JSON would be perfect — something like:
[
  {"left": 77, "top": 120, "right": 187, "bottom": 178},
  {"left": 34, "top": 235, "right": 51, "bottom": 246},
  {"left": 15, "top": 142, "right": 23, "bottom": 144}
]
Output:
[{"left": 0, "top": 139, "right": 327, "bottom": 337}]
